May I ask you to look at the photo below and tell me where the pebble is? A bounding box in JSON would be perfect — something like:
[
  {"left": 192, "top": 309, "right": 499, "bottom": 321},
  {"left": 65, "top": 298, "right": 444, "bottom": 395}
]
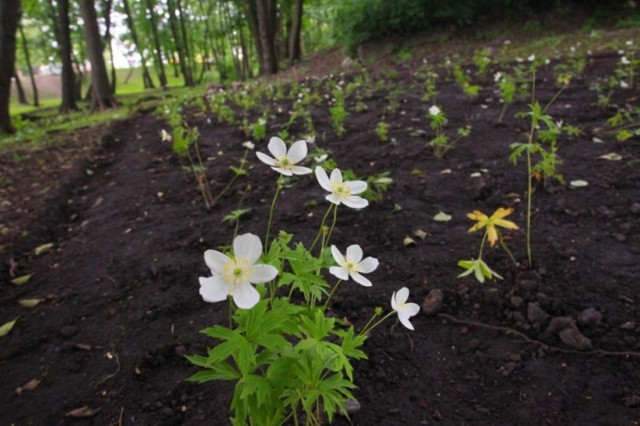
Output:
[
  {"left": 60, "top": 326, "right": 79, "bottom": 338},
  {"left": 612, "top": 233, "right": 626, "bottom": 242},
  {"left": 527, "top": 301, "right": 549, "bottom": 324},
  {"left": 510, "top": 296, "right": 523, "bottom": 308},
  {"left": 577, "top": 308, "right": 602, "bottom": 326},
  {"left": 559, "top": 328, "right": 592, "bottom": 350},
  {"left": 547, "top": 317, "right": 576, "bottom": 334},
  {"left": 630, "top": 203, "right": 640, "bottom": 214},
  {"left": 340, "top": 399, "right": 361, "bottom": 415},
  {"left": 421, "top": 289, "right": 443, "bottom": 316}
]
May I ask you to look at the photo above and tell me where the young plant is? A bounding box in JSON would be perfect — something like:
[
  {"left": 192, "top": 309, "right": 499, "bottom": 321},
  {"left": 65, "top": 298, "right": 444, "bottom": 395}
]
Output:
[
  {"left": 426, "top": 105, "right": 471, "bottom": 159},
  {"left": 458, "top": 207, "right": 519, "bottom": 283},
  {"left": 189, "top": 136, "right": 419, "bottom": 425},
  {"left": 453, "top": 65, "right": 481, "bottom": 98},
  {"left": 472, "top": 48, "right": 492, "bottom": 78},
  {"left": 330, "top": 89, "right": 348, "bottom": 137},
  {"left": 375, "top": 120, "right": 390, "bottom": 143},
  {"left": 495, "top": 71, "right": 516, "bottom": 123}
]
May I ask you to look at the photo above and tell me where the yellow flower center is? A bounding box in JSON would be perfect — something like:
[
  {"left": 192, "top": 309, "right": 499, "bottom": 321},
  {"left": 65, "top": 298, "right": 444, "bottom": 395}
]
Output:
[
  {"left": 223, "top": 258, "right": 251, "bottom": 286},
  {"left": 331, "top": 182, "right": 351, "bottom": 197},
  {"left": 275, "top": 157, "right": 293, "bottom": 170}
]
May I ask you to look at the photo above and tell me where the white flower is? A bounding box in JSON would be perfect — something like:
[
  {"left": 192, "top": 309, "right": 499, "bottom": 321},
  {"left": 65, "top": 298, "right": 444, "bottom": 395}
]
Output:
[
  {"left": 626, "top": 40, "right": 633, "bottom": 46},
  {"left": 429, "top": 105, "right": 441, "bottom": 116},
  {"left": 391, "top": 287, "right": 420, "bottom": 330},
  {"left": 314, "top": 153, "right": 328, "bottom": 164},
  {"left": 527, "top": 54, "right": 536, "bottom": 62},
  {"left": 256, "top": 137, "right": 312, "bottom": 176},
  {"left": 621, "top": 56, "right": 630, "bottom": 65},
  {"left": 199, "top": 233, "right": 277, "bottom": 309},
  {"left": 329, "top": 244, "right": 379, "bottom": 286},
  {"left": 620, "top": 80, "right": 629, "bottom": 89},
  {"left": 315, "top": 166, "right": 368, "bottom": 209},
  {"left": 242, "top": 141, "right": 255, "bottom": 150},
  {"left": 494, "top": 71, "right": 503, "bottom": 82},
  {"left": 160, "top": 129, "right": 172, "bottom": 142}
]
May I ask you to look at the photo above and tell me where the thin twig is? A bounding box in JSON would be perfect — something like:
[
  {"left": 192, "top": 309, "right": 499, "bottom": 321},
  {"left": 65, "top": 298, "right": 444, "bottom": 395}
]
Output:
[{"left": 437, "top": 313, "right": 640, "bottom": 358}]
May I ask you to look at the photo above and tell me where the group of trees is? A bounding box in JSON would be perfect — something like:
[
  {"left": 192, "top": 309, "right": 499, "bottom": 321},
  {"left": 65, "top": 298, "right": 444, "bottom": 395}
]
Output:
[{"left": 0, "top": 0, "right": 337, "bottom": 135}]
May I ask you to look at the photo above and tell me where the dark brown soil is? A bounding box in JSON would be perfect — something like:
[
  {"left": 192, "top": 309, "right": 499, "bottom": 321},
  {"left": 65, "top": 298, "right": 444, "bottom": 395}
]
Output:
[{"left": 1, "top": 49, "right": 639, "bottom": 426}]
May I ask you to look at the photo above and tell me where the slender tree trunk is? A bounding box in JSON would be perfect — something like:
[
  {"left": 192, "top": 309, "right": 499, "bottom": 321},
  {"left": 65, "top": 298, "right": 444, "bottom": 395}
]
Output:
[
  {"left": 144, "top": 0, "right": 168, "bottom": 87},
  {"left": 19, "top": 24, "right": 38, "bottom": 107},
  {"left": 243, "top": 0, "right": 263, "bottom": 72},
  {"left": 0, "top": 0, "right": 21, "bottom": 134},
  {"left": 100, "top": 0, "right": 117, "bottom": 93},
  {"left": 13, "top": 70, "right": 28, "bottom": 105},
  {"left": 176, "top": 0, "right": 195, "bottom": 81},
  {"left": 256, "top": 0, "right": 278, "bottom": 75},
  {"left": 223, "top": 1, "right": 243, "bottom": 80},
  {"left": 79, "top": 0, "right": 117, "bottom": 110},
  {"left": 122, "top": 0, "right": 154, "bottom": 88},
  {"left": 167, "top": 0, "right": 194, "bottom": 86},
  {"left": 288, "top": 0, "right": 303, "bottom": 65},
  {"left": 58, "top": 0, "right": 77, "bottom": 112},
  {"left": 72, "top": 53, "right": 84, "bottom": 102}
]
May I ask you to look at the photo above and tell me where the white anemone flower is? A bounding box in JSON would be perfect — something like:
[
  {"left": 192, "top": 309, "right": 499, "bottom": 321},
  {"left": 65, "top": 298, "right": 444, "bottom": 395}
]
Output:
[
  {"left": 256, "top": 137, "right": 312, "bottom": 176},
  {"left": 621, "top": 56, "right": 630, "bottom": 65},
  {"left": 199, "top": 233, "right": 277, "bottom": 309},
  {"left": 315, "top": 166, "right": 368, "bottom": 209},
  {"left": 242, "top": 141, "right": 255, "bottom": 150},
  {"left": 160, "top": 129, "right": 172, "bottom": 142},
  {"left": 329, "top": 244, "right": 379, "bottom": 287},
  {"left": 429, "top": 105, "right": 441, "bottom": 116},
  {"left": 391, "top": 287, "right": 420, "bottom": 330}
]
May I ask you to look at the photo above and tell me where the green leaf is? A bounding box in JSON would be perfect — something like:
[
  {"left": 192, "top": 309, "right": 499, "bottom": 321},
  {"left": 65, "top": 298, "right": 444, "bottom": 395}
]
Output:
[
  {"left": 11, "top": 274, "right": 32, "bottom": 285},
  {"left": 0, "top": 318, "right": 18, "bottom": 337},
  {"left": 222, "top": 208, "right": 252, "bottom": 223}
]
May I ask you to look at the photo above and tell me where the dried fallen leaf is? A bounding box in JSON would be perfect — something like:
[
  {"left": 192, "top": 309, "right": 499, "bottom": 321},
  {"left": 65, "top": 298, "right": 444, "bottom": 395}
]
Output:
[
  {"left": 597, "top": 153, "right": 622, "bottom": 161},
  {"left": 65, "top": 406, "right": 100, "bottom": 418},
  {"left": 413, "top": 229, "right": 428, "bottom": 241},
  {"left": 403, "top": 236, "right": 416, "bottom": 246},
  {"left": 569, "top": 180, "right": 589, "bottom": 188},
  {"left": 433, "top": 211, "right": 452, "bottom": 222},
  {"left": 11, "top": 274, "right": 32, "bottom": 285},
  {"left": 592, "top": 137, "right": 605, "bottom": 144},
  {"left": 0, "top": 318, "right": 18, "bottom": 337},
  {"left": 16, "top": 378, "right": 41, "bottom": 395},
  {"left": 439, "top": 168, "right": 452, "bottom": 174},
  {"left": 34, "top": 243, "right": 53, "bottom": 256},
  {"left": 19, "top": 298, "right": 43, "bottom": 308},
  {"left": 75, "top": 343, "right": 92, "bottom": 351}
]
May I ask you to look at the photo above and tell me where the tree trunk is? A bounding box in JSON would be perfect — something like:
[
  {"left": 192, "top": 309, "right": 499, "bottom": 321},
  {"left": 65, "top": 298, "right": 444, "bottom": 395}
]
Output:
[
  {"left": 79, "top": 0, "right": 117, "bottom": 110},
  {"left": 243, "top": 0, "right": 263, "bottom": 73},
  {"left": 58, "top": 0, "right": 77, "bottom": 113},
  {"left": 101, "top": 0, "right": 116, "bottom": 94},
  {"left": 167, "top": 0, "right": 194, "bottom": 86},
  {"left": 0, "top": 0, "right": 21, "bottom": 134},
  {"left": 256, "top": 0, "right": 278, "bottom": 75},
  {"left": 19, "top": 24, "right": 38, "bottom": 107},
  {"left": 288, "top": 0, "right": 303, "bottom": 65},
  {"left": 144, "top": 0, "right": 168, "bottom": 87},
  {"left": 122, "top": 0, "right": 154, "bottom": 89},
  {"left": 13, "top": 70, "right": 28, "bottom": 105},
  {"left": 176, "top": 0, "right": 195, "bottom": 81}
]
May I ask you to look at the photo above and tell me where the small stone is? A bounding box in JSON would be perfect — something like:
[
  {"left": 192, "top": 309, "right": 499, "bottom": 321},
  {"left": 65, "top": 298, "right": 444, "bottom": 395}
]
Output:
[
  {"left": 60, "top": 326, "right": 78, "bottom": 338},
  {"left": 421, "top": 289, "right": 443, "bottom": 316},
  {"left": 559, "top": 328, "right": 592, "bottom": 350},
  {"left": 623, "top": 394, "right": 640, "bottom": 407},
  {"left": 467, "top": 338, "right": 481, "bottom": 350},
  {"left": 612, "top": 233, "right": 626, "bottom": 242},
  {"left": 510, "top": 296, "right": 524, "bottom": 308},
  {"left": 620, "top": 321, "right": 636, "bottom": 330},
  {"left": 512, "top": 311, "right": 525, "bottom": 323},
  {"left": 547, "top": 317, "right": 576, "bottom": 334},
  {"left": 175, "top": 345, "right": 187, "bottom": 356},
  {"left": 630, "top": 203, "right": 640, "bottom": 214},
  {"left": 340, "top": 399, "right": 361, "bottom": 415},
  {"left": 577, "top": 308, "right": 602, "bottom": 326},
  {"left": 527, "top": 302, "right": 549, "bottom": 324}
]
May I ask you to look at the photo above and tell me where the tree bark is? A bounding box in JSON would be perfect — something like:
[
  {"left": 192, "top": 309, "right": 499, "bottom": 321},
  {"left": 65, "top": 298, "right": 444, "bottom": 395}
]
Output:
[
  {"left": 288, "top": 0, "right": 303, "bottom": 65},
  {"left": 12, "top": 70, "right": 28, "bottom": 105},
  {"left": 101, "top": 0, "right": 117, "bottom": 94},
  {"left": 243, "top": 0, "right": 263, "bottom": 73},
  {"left": 58, "top": 0, "right": 77, "bottom": 113},
  {"left": 122, "top": 0, "right": 154, "bottom": 88},
  {"left": 256, "top": 0, "right": 278, "bottom": 75},
  {"left": 79, "top": 0, "right": 117, "bottom": 110},
  {"left": 19, "top": 23, "right": 38, "bottom": 107},
  {"left": 0, "top": 0, "right": 21, "bottom": 134},
  {"left": 144, "top": 0, "right": 168, "bottom": 87},
  {"left": 167, "top": 0, "right": 194, "bottom": 86}
]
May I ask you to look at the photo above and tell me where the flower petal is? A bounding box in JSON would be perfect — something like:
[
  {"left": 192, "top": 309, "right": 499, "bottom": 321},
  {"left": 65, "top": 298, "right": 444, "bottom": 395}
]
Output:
[
  {"left": 351, "top": 272, "right": 372, "bottom": 287},
  {"left": 287, "top": 140, "right": 308, "bottom": 163},
  {"left": 394, "top": 287, "right": 410, "bottom": 305},
  {"left": 358, "top": 257, "right": 379, "bottom": 273},
  {"left": 234, "top": 233, "right": 262, "bottom": 264},
  {"left": 329, "top": 266, "right": 349, "bottom": 281},
  {"left": 232, "top": 282, "right": 260, "bottom": 309},
  {"left": 272, "top": 166, "right": 293, "bottom": 176},
  {"left": 404, "top": 302, "right": 420, "bottom": 317},
  {"left": 315, "top": 166, "right": 332, "bottom": 192},
  {"left": 467, "top": 211, "right": 488, "bottom": 222},
  {"left": 250, "top": 264, "right": 278, "bottom": 283},
  {"left": 326, "top": 193, "right": 342, "bottom": 205},
  {"left": 492, "top": 207, "right": 513, "bottom": 220},
  {"left": 397, "top": 312, "right": 415, "bottom": 330},
  {"left": 342, "top": 196, "right": 368, "bottom": 209},
  {"left": 331, "top": 245, "right": 345, "bottom": 264},
  {"left": 329, "top": 168, "right": 343, "bottom": 184},
  {"left": 346, "top": 180, "right": 367, "bottom": 195},
  {"left": 204, "top": 250, "right": 230, "bottom": 274},
  {"left": 290, "top": 165, "right": 312, "bottom": 175},
  {"left": 256, "top": 151, "right": 276, "bottom": 166},
  {"left": 346, "top": 244, "right": 363, "bottom": 263},
  {"left": 487, "top": 226, "right": 498, "bottom": 247},
  {"left": 496, "top": 218, "right": 519, "bottom": 230},
  {"left": 267, "top": 137, "right": 287, "bottom": 159},
  {"left": 199, "top": 276, "right": 230, "bottom": 303}
]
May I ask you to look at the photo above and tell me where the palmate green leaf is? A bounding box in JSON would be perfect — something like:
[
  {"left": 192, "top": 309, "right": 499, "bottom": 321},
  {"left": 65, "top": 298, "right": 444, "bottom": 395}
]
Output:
[
  {"left": 201, "top": 325, "right": 237, "bottom": 341},
  {"left": 298, "top": 310, "right": 335, "bottom": 341},
  {"left": 222, "top": 208, "right": 251, "bottom": 224},
  {"left": 239, "top": 375, "right": 272, "bottom": 408},
  {"left": 317, "top": 373, "right": 357, "bottom": 423},
  {"left": 186, "top": 362, "right": 240, "bottom": 382}
]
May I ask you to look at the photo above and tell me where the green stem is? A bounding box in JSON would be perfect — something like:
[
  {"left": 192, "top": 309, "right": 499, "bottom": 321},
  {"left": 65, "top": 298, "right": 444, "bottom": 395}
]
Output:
[
  {"left": 360, "top": 311, "right": 395, "bottom": 337},
  {"left": 322, "top": 280, "right": 342, "bottom": 311},
  {"left": 498, "top": 230, "right": 518, "bottom": 266},
  {"left": 265, "top": 176, "right": 283, "bottom": 253},
  {"left": 233, "top": 184, "right": 251, "bottom": 240},
  {"left": 526, "top": 147, "right": 533, "bottom": 269},
  {"left": 324, "top": 204, "right": 339, "bottom": 250},
  {"left": 543, "top": 84, "right": 567, "bottom": 113},
  {"left": 310, "top": 204, "right": 334, "bottom": 253},
  {"left": 478, "top": 231, "right": 489, "bottom": 259},
  {"left": 498, "top": 101, "right": 509, "bottom": 123}
]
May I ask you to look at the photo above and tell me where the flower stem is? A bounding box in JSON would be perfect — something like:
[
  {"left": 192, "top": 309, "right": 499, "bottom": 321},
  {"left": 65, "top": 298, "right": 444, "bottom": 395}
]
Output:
[
  {"left": 310, "top": 204, "right": 334, "bottom": 253},
  {"left": 360, "top": 311, "right": 395, "bottom": 337},
  {"left": 324, "top": 204, "right": 339, "bottom": 250},
  {"left": 322, "top": 280, "right": 342, "bottom": 311},
  {"left": 498, "top": 230, "right": 518, "bottom": 266},
  {"left": 265, "top": 177, "right": 283, "bottom": 253},
  {"left": 526, "top": 147, "right": 533, "bottom": 269}
]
